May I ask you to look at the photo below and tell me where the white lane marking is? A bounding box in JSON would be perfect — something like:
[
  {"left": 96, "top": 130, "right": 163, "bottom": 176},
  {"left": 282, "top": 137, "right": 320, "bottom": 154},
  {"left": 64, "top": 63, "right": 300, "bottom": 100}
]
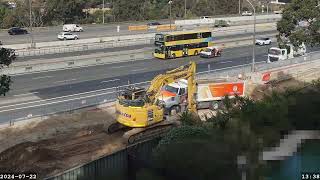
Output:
[
  {"left": 0, "top": 81, "right": 151, "bottom": 109},
  {"left": 13, "top": 92, "right": 39, "bottom": 97},
  {"left": 32, "top": 76, "right": 53, "bottom": 80},
  {"left": 110, "top": 65, "right": 129, "bottom": 69},
  {"left": 101, "top": 79, "right": 121, "bottom": 83},
  {"left": 131, "top": 68, "right": 147, "bottom": 72},
  {"left": 0, "top": 90, "right": 118, "bottom": 113},
  {"left": 54, "top": 78, "right": 77, "bottom": 84},
  {"left": 218, "top": 61, "right": 233, "bottom": 64}
]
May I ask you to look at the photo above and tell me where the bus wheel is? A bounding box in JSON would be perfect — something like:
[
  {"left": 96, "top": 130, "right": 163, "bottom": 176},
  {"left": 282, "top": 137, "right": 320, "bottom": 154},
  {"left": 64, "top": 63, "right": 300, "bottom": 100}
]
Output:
[
  {"left": 172, "top": 53, "right": 176, "bottom": 59},
  {"left": 194, "top": 50, "right": 199, "bottom": 56}
]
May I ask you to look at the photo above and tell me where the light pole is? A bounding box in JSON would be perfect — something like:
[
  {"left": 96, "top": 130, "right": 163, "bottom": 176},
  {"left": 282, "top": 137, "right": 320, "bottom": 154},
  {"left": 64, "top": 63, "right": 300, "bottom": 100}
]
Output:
[
  {"left": 246, "top": 0, "right": 256, "bottom": 72},
  {"left": 169, "top": 0, "right": 173, "bottom": 31},
  {"left": 29, "top": 0, "right": 34, "bottom": 48},
  {"left": 239, "top": 0, "right": 241, "bottom": 14},
  {"left": 184, "top": 0, "right": 187, "bottom": 19},
  {"left": 102, "top": 0, "right": 105, "bottom": 24}
]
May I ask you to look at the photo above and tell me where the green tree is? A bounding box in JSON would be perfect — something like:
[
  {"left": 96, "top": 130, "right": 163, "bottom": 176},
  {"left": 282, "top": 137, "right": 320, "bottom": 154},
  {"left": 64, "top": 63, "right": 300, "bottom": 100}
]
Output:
[
  {"left": 277, "top": 0, "right": 320, "bottom": 47},
  {"left": 0, "top": 48, "right": 15, "bottom": 96}
]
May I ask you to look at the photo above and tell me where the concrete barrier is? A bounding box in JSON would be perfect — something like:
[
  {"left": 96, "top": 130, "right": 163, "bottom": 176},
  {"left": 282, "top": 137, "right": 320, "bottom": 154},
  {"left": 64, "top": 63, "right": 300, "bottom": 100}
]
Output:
[
  {"left": 156, "top": 25, "right": 177, "bottom": 31},
  {"left": 128, "top": 25, "right": 148, "bottom": 31},
  {"left": 175, "top": 14, "right": 281, "bottom": 26}
]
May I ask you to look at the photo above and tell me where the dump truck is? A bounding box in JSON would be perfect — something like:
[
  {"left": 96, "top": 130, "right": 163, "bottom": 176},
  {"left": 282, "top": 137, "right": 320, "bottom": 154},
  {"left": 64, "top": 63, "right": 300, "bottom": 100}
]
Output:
[{"left": 158, "top": 79, "right": 245, "bottom": 115}]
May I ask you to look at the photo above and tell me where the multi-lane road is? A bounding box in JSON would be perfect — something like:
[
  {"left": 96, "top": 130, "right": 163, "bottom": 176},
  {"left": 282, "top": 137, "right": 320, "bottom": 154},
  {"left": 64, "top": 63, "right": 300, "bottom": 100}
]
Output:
[
  {"left": 0, "top": 14, "right": 278, "bottom": 45},
  {"left": 0, "top": 44, "right": 272, "bottom": 122}
]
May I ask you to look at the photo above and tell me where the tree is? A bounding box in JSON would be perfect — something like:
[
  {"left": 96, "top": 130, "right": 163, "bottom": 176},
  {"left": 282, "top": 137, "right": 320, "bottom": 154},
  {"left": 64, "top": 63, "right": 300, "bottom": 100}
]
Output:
[
  {"left": 277, "top": 0, "right": 320, "bottom": 48},
  {"left": 0, "top": 48, "right": 15, "bottom": 96}
]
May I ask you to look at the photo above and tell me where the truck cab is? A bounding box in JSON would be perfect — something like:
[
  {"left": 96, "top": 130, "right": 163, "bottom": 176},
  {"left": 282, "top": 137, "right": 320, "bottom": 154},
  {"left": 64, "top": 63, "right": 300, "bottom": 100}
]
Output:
[
  {"left": 157, "top": 80, "right": 188, "bottom": 114},
  {"left": 267, "top": 43, "right": 306, "bottom": 63}
]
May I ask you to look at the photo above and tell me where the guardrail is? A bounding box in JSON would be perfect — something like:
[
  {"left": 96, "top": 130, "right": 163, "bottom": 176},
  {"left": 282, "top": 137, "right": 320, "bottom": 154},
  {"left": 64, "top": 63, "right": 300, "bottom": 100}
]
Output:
[
  {"left": 15, "top": 38, "right": 153, "bottom": 57},
  {"left": 3, "top": 35, "right": 277, "bottom": 75},
  {"left": 1, "top": 51, "right": 319, "bottom": 125}
]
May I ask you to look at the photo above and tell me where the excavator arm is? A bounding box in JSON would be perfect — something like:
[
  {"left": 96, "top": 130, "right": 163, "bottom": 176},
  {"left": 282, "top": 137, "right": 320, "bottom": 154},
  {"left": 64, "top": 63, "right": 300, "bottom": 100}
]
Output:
[{"left": 146, "top": 61, "right": 197, "bottom": 113}]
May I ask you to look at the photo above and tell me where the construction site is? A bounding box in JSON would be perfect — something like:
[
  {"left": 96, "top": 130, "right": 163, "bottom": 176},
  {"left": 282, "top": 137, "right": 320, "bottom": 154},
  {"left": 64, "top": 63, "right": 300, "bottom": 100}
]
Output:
[{"left": 0, "top": 57, "right": 319, "bottom": 179}]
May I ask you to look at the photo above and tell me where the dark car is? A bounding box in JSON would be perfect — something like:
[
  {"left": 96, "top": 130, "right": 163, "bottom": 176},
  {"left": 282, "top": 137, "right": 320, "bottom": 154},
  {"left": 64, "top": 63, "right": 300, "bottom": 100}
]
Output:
[
  {"left": 147, "top": 22, "right": 161, "bottom": 26},
  {"left": 8, "top": 27, "right": 28, "bottom": 35}
]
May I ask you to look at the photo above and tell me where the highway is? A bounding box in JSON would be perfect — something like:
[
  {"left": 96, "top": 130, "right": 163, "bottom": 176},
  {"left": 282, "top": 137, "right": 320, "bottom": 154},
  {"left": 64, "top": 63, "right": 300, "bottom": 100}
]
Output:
[
  {"left": 0, "top": 44, "right": 273, "bottom": 122},
  {"left": 17, "top": 30, "right": 277, "bottom": 61},
  {"left": 0, "top": 14, "right": 278, "bottom": 45}
]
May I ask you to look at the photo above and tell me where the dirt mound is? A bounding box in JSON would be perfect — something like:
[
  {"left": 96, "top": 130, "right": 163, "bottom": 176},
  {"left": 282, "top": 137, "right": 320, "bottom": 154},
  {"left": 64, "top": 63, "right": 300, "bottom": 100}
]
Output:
[{"left": 0, "top": 141, "right": 64, "bottom": 177}]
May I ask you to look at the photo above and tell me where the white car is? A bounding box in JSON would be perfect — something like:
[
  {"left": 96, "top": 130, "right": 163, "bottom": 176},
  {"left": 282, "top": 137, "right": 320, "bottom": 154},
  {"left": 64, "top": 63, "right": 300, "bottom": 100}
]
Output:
[
  {"left": 63, "top": 24, "right": 83, "bottom": 32},
  {"left": 57, "top": 32, "right": 79, "bottom": 40},
  {"left": 255, "top": 37, "right": 272, "bottom": 46},
  {"left": 199, "top": 46, "right": 222, "bottom": 58},
  {"left": 242, "top": 11, "right": 253, "bottom": 16}
]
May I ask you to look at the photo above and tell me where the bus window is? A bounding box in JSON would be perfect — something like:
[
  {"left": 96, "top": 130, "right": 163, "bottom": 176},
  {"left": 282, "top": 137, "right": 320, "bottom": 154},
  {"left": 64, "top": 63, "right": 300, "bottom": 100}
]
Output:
[
  {"left": 184, "top": 33, "right": 197, "bottom": 40},
  {"left": 197, "top": 33, "right": 202, "bottom": 39},
  {"left": 170, "top": 45, "right": 183, "bottom": 51},
  {"left": 167, "top": 36, "right": 174, "bottom": 42},
  {"left": 175, "top": 35, "right": 184, "bottom": 41},
  {"left": 199, "top": 42, "right": 208, "bottom": 48},
  {"left": 202, "top": 32, "right": 211, "bottom": 38}
]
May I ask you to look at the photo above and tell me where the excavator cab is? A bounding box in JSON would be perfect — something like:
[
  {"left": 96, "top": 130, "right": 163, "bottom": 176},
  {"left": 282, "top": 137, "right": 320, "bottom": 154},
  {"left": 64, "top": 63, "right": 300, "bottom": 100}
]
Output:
[{"left": 117, "top": 86, "right": 146, "bottom": 107}]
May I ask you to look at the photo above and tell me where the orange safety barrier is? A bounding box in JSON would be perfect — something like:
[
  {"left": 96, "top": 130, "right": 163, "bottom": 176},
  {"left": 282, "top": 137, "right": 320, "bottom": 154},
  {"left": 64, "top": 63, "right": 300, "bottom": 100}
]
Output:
[
  {"left": 156, "top": 24, "right": 177, "bottom": 31},
  {"left": 128, "top": 25, "right": 148, "bottom": 31}
]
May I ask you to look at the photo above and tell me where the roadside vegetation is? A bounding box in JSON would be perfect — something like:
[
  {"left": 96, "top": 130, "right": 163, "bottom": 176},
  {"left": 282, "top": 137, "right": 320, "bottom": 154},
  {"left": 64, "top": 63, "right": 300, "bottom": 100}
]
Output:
[
  {"left": 0, "top": 48, "right": 15, "bottom": 96},
  {"left": 0, "top": 0, "right": 243, "bottom": 28},
  {"left": 277, "top": 0, "right": 320, "bottom": 48},
  {"left": 135, "top": 79, "right": 320, "bottom": 180}
]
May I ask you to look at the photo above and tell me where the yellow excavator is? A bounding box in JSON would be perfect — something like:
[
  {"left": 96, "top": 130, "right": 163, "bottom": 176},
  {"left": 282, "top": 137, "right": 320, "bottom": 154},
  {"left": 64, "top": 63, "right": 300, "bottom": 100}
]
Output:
[{"left": 107, "top": 62, "right": 197, "bottom": 144}]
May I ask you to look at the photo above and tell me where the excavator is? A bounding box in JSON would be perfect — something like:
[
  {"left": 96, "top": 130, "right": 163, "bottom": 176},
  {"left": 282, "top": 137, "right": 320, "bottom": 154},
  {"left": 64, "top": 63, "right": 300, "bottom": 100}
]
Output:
[{"left": 107, "top": 62, "right": 197, "bottom": 144}]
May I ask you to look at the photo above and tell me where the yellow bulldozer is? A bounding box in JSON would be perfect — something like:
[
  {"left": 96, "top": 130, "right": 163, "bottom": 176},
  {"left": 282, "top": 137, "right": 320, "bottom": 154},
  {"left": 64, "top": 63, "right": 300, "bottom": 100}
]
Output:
[{"left": 107, "top": 62, "right": 197, "bottom": 144}]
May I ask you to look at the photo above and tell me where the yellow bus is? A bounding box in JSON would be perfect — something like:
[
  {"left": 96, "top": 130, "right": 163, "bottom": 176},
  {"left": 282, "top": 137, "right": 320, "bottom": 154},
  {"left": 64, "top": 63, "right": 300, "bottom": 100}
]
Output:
[{"left": 153, "top": 30, "right": 214, "bottom": 59}]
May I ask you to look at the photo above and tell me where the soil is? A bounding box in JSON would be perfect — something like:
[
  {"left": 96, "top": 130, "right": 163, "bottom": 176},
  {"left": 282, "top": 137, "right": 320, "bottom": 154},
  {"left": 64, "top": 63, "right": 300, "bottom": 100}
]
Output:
[{"left": 0, "top": 107, "right": 126, "bottom": 178}]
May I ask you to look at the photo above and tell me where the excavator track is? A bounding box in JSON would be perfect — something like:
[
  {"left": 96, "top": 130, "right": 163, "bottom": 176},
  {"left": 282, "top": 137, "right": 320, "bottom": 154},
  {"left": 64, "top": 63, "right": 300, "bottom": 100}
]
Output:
[
  {"left": 123, "top": 120, "right": 179, "bottom": 145},
  {"left": 106, "top": 122, "right": 130, "bottom": 134}
]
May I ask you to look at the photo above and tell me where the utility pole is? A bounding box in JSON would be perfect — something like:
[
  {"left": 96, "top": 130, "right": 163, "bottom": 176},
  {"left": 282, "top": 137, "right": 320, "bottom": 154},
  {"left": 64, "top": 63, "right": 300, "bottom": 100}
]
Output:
[
  {"left": 102, "top": 0, "right": 105, "bottom": 24},
  {"left": 184, "top": 0, "right": 187, "bottom": 19},
  {"left": 246, "top": 0, "right": 256, "bottom": 72},
  {"left": 29, "top": 0, "right": 34, "bottom": 48},
  {"left": 169, "top": 1, "right": 173, "bottom": 31},
  {"left": 239, "top": 0, "right": 241, "bottom": 14}
]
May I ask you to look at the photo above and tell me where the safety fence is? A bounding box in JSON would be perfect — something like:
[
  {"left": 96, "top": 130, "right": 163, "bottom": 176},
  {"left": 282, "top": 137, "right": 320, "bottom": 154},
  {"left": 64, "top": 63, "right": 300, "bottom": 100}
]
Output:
[{"left": 44, "top": 138, "right": 160, "bottom": 180}]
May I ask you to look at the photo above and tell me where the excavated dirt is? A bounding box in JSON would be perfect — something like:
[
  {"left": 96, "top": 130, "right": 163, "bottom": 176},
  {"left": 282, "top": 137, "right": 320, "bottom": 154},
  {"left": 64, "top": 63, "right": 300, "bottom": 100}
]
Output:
[{"left": 0, "top": 107, "right": 126, "bottom": 178}]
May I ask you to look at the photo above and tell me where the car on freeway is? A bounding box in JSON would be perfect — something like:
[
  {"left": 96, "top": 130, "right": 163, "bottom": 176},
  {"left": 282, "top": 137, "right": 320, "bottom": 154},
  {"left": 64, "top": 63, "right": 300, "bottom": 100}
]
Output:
[
  {"left": 147, "top": 22, "right": 161, "bottom": 29},
  {"left": 57, "top": 32, "right": 79, "bottom": 40},
  {"left": 241, "top": 11, "right": 253, "bottom": 16},
  {"left": 8, "top": 27, "right": 28, "bottom": 35},
  {"left": 214, "top": 20, "right": 230, "bottom": 27},
  {"left": 147, "top": 22, "right": 161, "bottom": 26},
  {"left": 199, "top": 46, "right": 222, "bottom": 58},
  {"left": 200, "top": 16, "right": 213, "bottom": 20},
  {"left": 63, "top": 24, "right": 83, "bottom": 32},
  {"left": 255, "top": 37, "right": 272, "bottom": 46}
]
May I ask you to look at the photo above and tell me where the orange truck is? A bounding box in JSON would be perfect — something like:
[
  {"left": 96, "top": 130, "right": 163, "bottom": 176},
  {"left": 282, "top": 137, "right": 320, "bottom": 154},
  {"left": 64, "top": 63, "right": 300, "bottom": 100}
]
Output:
[{"left": 158, "top": 79, "right": 245, "bottom": 113}]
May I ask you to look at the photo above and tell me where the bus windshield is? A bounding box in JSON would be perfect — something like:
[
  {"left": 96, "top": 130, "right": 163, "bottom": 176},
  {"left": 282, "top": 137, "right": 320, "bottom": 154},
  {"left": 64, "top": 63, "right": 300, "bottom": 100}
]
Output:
[
  {"left": 155, "top": 45, "right": 165, "bottom": 53},
  {"left": 155, "top": 34, "right": 164, "bottom": 42}
]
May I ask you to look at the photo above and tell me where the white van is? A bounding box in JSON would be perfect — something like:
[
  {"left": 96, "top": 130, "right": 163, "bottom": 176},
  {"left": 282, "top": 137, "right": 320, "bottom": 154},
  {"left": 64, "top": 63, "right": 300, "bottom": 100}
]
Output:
[{"left": 63, "top": 24, "right": 83, "bottom": 32}]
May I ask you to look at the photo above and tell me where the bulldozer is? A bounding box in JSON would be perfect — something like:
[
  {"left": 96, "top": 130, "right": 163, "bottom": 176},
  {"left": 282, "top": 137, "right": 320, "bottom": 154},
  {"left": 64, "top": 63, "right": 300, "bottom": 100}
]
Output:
[{"left": 107, "top": 62, "right": 197, "bottom": 144}]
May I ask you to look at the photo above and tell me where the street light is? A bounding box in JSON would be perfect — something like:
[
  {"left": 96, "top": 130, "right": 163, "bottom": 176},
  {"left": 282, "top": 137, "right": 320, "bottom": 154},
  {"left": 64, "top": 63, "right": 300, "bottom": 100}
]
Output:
[
  {"left": 102, "top": 0, "right": 105, "bottom": 24},
  {"left": 184, "top": 0, "right": 187, "bottom": 19},
  {"left": 239, "top": 0, "right": 241, "bottom": 14},
  {"left": 29, "top": 0, "right": 34, "bottom": 48},
  {"left": 168, "top": 0, "right": 173, "bottom": 31},
  {"left": 246, "top": 0, "right": 256, "bottom": 72}
]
